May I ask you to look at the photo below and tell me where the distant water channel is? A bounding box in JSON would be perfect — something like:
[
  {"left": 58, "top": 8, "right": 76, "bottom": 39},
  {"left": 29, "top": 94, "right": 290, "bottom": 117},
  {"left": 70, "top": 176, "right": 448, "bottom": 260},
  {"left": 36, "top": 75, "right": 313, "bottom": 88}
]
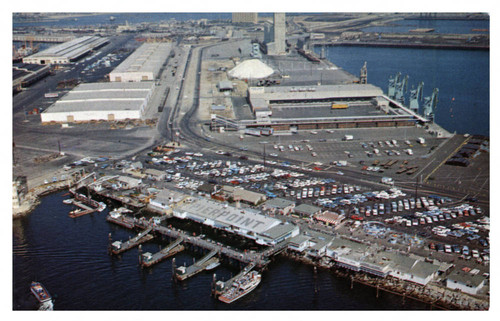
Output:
[
  {"left": 315, "top": 44, "right": 489, "bottom": 136},
  {"left": 13, "top": 191, "right": 429, "bottom": 310}
]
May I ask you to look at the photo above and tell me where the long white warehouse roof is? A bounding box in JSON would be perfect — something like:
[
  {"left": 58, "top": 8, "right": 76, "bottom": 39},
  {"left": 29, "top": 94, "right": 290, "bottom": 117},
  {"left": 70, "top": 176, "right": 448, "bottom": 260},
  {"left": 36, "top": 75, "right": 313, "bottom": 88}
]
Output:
[
  {"left": 175, "top": 198, "right": 281, "bottom": 235},
  {"left": 111, "top": 42, "right": 172, "bottom": 75},
  {"left": 249, "top": 83, "right": 384, "bottom": 101},
  {"left": 26, "top": 36, "right": 108, "bottom": 60},
  {"left": 44, "top": 82, "right": 154, "bottom": 113}
]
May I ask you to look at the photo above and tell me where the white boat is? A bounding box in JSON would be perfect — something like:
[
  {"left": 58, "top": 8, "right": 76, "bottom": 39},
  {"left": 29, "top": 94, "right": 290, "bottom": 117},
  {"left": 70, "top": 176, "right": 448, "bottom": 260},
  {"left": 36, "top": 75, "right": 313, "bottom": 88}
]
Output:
[
  {"left": 218, "top": 271, "right": 261, "bottom": 304},
  {"left": 205, "top": 262, "right": 220, "bottom": 271},
  {"left": 62, "top": 199, "right": 73, "bottom": 204}
]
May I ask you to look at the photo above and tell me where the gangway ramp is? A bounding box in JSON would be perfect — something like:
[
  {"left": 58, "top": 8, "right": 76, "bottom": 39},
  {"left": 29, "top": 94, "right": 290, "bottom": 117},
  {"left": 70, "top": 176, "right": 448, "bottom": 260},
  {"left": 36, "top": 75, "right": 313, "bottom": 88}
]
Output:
[
  {"left": 110, "top": 226, "right": 154, "bottom": 255},
  {"left": 175, "top": 249, "right": 220, "bottom": 281},
  {"left": 140, "top": 237, "right": 185, "bottom": 268}
]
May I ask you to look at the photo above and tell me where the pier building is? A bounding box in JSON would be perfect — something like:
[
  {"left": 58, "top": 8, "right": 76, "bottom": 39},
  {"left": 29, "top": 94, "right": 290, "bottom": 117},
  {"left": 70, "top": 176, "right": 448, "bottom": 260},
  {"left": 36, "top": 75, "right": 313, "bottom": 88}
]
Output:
[
  {"left": 173, "top": 197, "right": 297, "bottom": 245},
  {"left": 22, "top": 36, "right": 108, "bottom": 64}
]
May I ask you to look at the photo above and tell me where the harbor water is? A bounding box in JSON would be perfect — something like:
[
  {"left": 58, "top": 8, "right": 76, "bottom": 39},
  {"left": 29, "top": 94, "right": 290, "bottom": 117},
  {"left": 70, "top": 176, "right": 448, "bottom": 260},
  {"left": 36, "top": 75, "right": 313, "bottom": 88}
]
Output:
[
  {"left": 315, "top": 43, "right": 489, "bottom": 137},
  {"left": 13, "top": 191, "right": 429, "bottom": 310}
]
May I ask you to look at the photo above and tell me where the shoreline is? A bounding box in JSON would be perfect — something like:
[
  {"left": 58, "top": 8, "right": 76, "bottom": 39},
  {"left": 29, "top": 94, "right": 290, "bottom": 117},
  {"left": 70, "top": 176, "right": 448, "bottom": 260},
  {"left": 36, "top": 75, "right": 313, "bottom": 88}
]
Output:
[{"left": 282, "top": 251, "right": 488, "bottom": 310}]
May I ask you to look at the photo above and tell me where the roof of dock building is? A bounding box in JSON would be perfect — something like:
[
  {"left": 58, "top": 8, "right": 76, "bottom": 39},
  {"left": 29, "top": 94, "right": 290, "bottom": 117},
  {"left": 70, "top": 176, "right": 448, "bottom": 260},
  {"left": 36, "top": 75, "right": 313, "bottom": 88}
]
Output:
[
  {"left": 447, "top": 270, "right": 487, "bottom": 288},
  {"left": 263, "top": 197, "right": 295, "bottom": 209},
  {"left": 293, "top": 203, "right": 322, "bottom": 216},
  {"left": 151, "top": 188, "right": 187, "bottom": 206},
  {"left": 221, "top": 185, "right": 267, "bottom": 205},
  {"left": 26, "top": 36, "right": 108, "bottom": 60},
  {"left": 259, "top": 222, "right": 298, "bottom": 240},
  {"left": 248, "top": 84, "right": 384, "bottom": 103},
  {"left": 175, "top": 197, "right": 281, "bottom": 235}
]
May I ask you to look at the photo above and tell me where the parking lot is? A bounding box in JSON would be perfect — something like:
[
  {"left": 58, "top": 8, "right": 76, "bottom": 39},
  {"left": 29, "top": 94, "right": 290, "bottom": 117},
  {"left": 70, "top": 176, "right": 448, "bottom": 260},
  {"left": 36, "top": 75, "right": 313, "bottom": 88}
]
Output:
[{"left": 93, "top": 144, "right": 489, "bottom": 265}]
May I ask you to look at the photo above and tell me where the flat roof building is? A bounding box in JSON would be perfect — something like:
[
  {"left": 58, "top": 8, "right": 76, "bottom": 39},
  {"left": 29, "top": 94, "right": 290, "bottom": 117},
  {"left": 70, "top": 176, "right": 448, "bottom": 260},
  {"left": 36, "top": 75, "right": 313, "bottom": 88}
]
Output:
[
  {"left": 174, "top": 197, "right": 281, "bottom": 241},
  {"left": 248, "top": 84, "right": 384, "bottom": 112},
  {"left": 109, "top": 42, "right": 172, "bottom": 82},
  {"left": 40, "top": 82, "right": 154, "bottom": 123},
  {"left": 23, "top": 36, "right": 108, "bottom": 65}
]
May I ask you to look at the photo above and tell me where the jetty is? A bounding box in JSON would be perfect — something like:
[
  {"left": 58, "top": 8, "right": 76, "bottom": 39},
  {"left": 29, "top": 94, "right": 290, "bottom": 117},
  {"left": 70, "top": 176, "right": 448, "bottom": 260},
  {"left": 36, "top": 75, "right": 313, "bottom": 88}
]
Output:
[
  {"left": 175, "top": 249, "right": 220, "bottom": 281},
  {"left": 140, "top": 237, "right": 185, "bottom": 268},
  {"left": 110, "top": 226, "right": 154, "bottom": 255}
]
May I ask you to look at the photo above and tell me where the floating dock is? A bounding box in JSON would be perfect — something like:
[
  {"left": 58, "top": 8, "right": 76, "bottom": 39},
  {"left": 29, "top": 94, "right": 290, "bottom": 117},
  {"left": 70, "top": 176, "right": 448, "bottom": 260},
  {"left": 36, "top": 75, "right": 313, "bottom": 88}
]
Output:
[
  {"left": 110, "top": 226, "right": 154, "bottom": 255},
  {"left": 175, "top": 249, "right": 220, "bottom": 281},
  {"left": 68, "top": 200, "right": 96, "bottom": 218},
  {"left": 140, "top": 237, "right": 185, "bottom": 268}
]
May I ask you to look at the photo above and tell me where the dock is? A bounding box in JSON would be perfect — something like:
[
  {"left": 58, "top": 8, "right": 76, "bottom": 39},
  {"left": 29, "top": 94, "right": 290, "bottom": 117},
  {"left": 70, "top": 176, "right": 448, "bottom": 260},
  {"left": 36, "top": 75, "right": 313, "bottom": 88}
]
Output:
[
  {"left": 110, "top": 226, "right": 154, "bottom": 255},
  {"left": 68, "top": 200, "right": 96, "bottom": 218},
  {"left": 106, "top": 214, "right": 281, "bottom": 268},
  {"left": 140, "top": 237, "right": 185, "bottom": 268},
  {"left": 175, "top": 249, "right": 219, "bottom": 281}
]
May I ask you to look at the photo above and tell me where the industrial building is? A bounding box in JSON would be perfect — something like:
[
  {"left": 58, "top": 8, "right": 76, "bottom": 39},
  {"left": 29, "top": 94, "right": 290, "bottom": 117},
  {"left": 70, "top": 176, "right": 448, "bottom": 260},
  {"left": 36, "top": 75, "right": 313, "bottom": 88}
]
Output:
[
  {"left": 248, "top": 84, "right": 384, "bottom": 111},
  {"left": 173, "top": 197, "right": 298, "bottom": 245},
  {"left": 109, "top": 42, "right": 172, "bottom": 82},
  {"left": 267, "top": 13, "right": 286, "bottom": 55},
  {"left": 22, "top": 36, "right": 108, "bottom": 65},
  {"left": 40, "top": 82, "right": 155, "bottom": 123}
]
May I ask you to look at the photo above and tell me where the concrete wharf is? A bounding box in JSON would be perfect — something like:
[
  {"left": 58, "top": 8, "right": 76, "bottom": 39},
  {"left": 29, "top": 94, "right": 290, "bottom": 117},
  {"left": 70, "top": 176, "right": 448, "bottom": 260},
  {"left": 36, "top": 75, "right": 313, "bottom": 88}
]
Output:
[
  {"left": 140, "top": 237, "right": 185, "bottom": 268},
  {"left": 110, "top": 226, "right": 154, "bottom": 255},
  {"left": 175, "top": 249, "right": 219, "bottom": 281},
  {"left": 68, "top": 201, "right": 96, "bottom": 218}
]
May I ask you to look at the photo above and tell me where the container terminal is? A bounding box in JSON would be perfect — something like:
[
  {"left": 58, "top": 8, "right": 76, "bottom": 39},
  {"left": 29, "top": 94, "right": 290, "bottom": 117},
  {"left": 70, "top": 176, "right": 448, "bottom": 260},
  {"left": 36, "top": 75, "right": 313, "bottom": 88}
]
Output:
[{"left": 12, "top": 12, "right": 489, "bottom": 310}]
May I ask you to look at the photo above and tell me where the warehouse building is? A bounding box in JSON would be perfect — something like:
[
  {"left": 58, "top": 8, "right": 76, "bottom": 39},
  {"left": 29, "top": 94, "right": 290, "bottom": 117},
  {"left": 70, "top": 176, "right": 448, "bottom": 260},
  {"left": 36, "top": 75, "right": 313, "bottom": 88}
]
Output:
[
  {"left": 173, "top": 197, "right": 296, "bottom": 245},
  {"left": 109, "top": 42, "right": 172, "bottom": 82},
  {"left": 248, "top": 84, "right": 384, "bottom": 112},
  {"left": 40, "top": 82, "right": 154, "bottom": 123},
  {"left": 23, "top": 36, "right": 108, "bottom": 65}
]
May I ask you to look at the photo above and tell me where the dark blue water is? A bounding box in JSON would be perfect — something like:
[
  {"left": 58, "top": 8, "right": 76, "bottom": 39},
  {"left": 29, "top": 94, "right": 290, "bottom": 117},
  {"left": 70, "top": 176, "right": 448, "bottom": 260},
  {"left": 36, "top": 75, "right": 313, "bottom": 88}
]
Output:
[
  {"left": 13, "top": 191, "right": 429, "bottom": 310},
  {"left": 315, "top": 46, "right": 489, "bottom": 136},
  {"left": 362, "top": 19, "right": 489, "bottom": 34}
]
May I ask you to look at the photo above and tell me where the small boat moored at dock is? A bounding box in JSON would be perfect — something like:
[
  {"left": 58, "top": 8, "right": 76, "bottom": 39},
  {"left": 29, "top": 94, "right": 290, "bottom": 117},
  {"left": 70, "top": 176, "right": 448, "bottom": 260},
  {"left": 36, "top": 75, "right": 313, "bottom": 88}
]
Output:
[
  {"left": 217, "top": 271, "right": 261, "bottom": 304},
  {"left": 205, "top": 262, "right": 220, "bottom": 271}
]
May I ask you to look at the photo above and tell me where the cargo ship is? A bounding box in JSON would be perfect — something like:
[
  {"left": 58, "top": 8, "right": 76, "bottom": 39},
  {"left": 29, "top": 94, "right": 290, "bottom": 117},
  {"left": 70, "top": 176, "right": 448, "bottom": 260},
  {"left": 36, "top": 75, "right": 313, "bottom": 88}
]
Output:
[{"left": 217, "top": 271, "right": 261, "bottom": 304}]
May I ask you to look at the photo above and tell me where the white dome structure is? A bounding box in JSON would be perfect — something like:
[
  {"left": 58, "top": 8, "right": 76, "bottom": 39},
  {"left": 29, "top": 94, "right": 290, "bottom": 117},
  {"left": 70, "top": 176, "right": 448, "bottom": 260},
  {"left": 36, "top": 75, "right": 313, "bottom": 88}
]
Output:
[{"left": 228, "top": 59, "right": 274, "bottom": 80}]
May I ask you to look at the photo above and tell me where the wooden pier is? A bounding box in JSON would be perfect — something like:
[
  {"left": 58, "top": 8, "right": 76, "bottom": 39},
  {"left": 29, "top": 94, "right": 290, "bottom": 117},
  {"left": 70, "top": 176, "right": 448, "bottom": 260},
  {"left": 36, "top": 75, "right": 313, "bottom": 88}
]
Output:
[
  {"left": 110, "top": 226, "right": 154, "bottom": 255},
  {"left": 175, "top": 249, "right": 219, "bottom": 281},
  {"left": 106, "top": 214, "right": 277, "bottom": 268},
  {"left": 140, "top": 237, "right": 185, "bottom": 268},
  {"left": 68, "top": 201, "right": 96, "bottom": 218}
]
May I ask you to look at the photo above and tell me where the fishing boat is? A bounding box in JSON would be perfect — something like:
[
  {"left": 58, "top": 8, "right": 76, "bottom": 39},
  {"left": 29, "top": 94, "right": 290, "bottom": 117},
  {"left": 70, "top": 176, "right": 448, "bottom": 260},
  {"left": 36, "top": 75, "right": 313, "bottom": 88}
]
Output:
[
  {"left": 62, "top": 199, "right": 73, "bottom": 205},
  {"left": 205, "top": 261, "right": 220, "bottom": 271},
  {"left": 30, "top": 282, "right": 51, "bottom": 303},
  {"left": 218, "top": 271, "right": 261, "bottom": 304}
]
